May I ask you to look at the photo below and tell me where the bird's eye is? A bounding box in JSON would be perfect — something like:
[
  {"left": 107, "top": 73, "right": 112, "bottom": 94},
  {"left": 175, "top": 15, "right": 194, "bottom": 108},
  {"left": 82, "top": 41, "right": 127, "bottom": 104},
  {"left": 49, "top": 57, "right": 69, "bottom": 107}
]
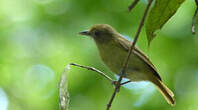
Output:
[{"left": 94, "top": 31, "right": 100, "bottom": 36}]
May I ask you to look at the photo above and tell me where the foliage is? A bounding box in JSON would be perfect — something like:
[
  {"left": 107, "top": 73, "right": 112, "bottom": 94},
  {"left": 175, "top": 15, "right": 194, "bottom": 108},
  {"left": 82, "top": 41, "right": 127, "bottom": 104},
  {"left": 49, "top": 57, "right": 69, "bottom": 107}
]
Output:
[
  {"left": 0, "top": 0, "right": 197, "bottom": 110},
  {"left": 146, "top": 0, "right": 186, "bottom": 45},
  {"left": 59, "top": 65, "right": 70, "bottom": 110}
]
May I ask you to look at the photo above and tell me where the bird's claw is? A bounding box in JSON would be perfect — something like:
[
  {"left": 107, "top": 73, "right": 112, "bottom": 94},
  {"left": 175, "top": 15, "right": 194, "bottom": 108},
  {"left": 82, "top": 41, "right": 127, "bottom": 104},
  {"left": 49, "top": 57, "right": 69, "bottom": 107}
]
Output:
[
  {"left": 111, "top": 80, "right": 117, "bottom": 86},
  {"left": 111, "top": 80, "right": 121, "bottom": 92}
]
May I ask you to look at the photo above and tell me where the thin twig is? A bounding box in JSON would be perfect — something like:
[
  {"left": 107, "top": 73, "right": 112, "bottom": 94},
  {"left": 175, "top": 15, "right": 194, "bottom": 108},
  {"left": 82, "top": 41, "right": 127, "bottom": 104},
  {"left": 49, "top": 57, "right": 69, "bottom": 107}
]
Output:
[
  {"left": 128, "top": 0, "right": 140, "bottom": 12},
  {"left": 106, "top": 0, "right": 153, "bottom": 110},
  {"left": 70, "top": 63, "right": 115, "bottom": 83},
  {"left": 121, "top": 80, "right": 131, "bottom": 85},
  {"left": 192, "top": 0, "right": 198, "bottom": 34}
]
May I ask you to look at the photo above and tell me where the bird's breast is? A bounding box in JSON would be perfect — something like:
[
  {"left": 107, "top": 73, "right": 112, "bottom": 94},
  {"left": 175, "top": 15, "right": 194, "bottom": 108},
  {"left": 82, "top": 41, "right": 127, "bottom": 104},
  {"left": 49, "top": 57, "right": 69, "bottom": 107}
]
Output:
[{"left": 96, "top": 41, "right": 127, "bottom": 74}]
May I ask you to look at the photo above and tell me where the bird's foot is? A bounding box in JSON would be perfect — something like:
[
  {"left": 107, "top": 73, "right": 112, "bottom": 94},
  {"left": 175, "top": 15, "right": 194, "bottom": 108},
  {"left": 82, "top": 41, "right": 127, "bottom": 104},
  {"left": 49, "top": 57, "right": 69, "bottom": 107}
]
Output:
[{"left": 111, "top": 80, "right": 121, "bottom": 92}]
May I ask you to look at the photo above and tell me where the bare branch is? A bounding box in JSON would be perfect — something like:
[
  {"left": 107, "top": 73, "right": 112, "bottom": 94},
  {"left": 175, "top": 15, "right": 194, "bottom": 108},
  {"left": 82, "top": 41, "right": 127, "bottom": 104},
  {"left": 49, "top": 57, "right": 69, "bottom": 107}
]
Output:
[
  {"left": 70, "top": 63, "right": 115, "bottom": 83},
  {"left": 121, "top": 80, "right": 131, "bottom": 85},
  {"left": 128, "top": 0, "right": 140, "bottom": 12},
  {"left": 106, "top": 0, "right": 153, "bottom": 110}
]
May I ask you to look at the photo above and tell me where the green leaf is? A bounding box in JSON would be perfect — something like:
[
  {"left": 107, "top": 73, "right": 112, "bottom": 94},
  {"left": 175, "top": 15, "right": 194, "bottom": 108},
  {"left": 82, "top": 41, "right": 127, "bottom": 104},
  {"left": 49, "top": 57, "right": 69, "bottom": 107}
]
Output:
[{"left": 146, "top": 0, "right": 186, "bottom": 45}]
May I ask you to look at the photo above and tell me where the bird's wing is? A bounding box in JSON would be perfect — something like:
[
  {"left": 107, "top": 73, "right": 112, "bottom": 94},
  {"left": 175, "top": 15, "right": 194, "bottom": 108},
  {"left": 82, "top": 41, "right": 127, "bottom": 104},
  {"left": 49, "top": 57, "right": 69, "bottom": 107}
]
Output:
[{"left": 115, "top": 35, "right": 162, "bottom": 81}]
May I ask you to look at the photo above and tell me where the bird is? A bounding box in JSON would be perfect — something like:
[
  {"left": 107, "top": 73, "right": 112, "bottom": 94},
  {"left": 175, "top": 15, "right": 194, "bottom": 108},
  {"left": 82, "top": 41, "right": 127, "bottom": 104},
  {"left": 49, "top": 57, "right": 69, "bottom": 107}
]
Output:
[{"left": 79, "top": 24, "right": 175, "bottom": 106}]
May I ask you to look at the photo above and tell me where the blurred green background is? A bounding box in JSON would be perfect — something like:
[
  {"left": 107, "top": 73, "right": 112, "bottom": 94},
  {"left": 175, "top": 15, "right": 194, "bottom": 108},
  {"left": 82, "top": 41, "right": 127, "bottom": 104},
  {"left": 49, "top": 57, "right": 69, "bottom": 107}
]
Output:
[{"left": 0, "top": 0, "right": 198, "bottom": 110}]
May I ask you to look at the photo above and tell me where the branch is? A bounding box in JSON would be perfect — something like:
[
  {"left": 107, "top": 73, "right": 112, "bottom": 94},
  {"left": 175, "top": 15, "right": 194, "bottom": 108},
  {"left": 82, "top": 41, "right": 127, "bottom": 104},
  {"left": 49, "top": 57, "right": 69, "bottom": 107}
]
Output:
[
  {"left": 128, "top": 0, "right": 140, "bottom": 12},
  {"left": 192, "top": 0, "right": 198, "bottom": 34},
  {"left": 106, "top": 0, "right": 153, "bottom": 110},
  {"left": 121, "top": 80, "right": 131, "bottom": 85},
  {"left": 70, "top": 63, "right": 116, "bottom": 84}
]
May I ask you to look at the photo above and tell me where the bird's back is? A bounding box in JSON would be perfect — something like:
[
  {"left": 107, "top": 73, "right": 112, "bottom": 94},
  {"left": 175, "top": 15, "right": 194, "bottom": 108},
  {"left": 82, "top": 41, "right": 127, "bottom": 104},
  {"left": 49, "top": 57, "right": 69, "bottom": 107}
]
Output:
[{"left": 95, "top": 34, "right": 161, "bottom": 81}]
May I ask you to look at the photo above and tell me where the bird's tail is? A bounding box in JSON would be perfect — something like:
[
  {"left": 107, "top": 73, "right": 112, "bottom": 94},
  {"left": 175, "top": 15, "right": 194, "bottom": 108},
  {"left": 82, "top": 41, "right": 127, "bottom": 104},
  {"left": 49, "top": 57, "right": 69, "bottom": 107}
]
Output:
[{"left": 152, "top": 79, "right": 175, "bottom": 106}]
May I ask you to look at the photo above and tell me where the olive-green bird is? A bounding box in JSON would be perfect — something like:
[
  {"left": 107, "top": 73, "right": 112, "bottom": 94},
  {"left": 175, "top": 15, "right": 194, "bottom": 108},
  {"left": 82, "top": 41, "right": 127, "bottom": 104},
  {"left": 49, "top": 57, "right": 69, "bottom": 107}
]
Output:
[{"left": 79, "top": 24, "right": 175, "bottom": 106}]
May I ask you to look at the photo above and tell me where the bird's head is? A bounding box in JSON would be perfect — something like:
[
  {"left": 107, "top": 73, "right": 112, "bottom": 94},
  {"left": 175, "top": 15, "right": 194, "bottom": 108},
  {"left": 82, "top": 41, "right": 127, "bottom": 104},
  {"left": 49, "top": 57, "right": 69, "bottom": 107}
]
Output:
[{"left": 79, "top": 24, "right": 117, "bottom": 43}]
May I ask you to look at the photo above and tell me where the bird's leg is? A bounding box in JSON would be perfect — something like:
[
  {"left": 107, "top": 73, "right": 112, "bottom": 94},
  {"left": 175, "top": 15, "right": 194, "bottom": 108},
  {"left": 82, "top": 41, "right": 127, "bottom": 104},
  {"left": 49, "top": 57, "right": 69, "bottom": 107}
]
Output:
[{"left": 111, "top": 80, "right": 117, "bottom": 86}]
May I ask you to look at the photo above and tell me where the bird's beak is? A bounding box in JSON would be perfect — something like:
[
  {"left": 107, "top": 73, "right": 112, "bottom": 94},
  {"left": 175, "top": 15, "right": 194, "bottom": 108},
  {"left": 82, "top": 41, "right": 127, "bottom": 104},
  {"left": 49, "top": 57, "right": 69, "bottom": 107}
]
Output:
[{"left": 79, "top": 30, "right": 90, "bottom": 36}]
